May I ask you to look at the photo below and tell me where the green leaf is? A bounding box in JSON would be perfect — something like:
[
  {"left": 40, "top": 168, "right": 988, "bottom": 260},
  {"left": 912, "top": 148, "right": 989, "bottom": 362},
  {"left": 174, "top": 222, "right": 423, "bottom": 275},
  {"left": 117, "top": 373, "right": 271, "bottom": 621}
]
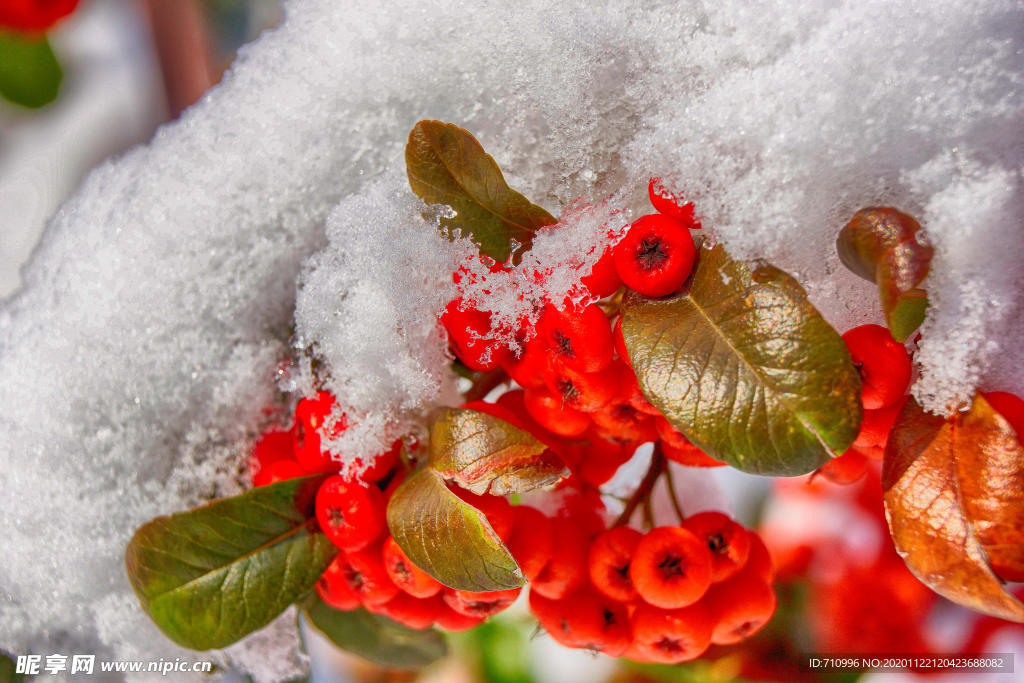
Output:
[
  {"left": 125, "top": 475, "right": 338, "bottom": 650},
  {"left": 429, "top": 408, "right": 568, "bottom": 495},
  {"left": 621, "top": 243, "right": 862, "bottom": 476},
  {"left": 303, "top": 598, "right": 448, "bottom": 669},
  {"left": 0, "top": 32, "right": 62, "bottom": 109},
  {"left": 405, "top": 120, "right": 557, "bottom": 265},
  {"left": 0, "top": 652, "right": 26, "bottom": 683},
  {"left": 836, "top": 207, "right": 933, "bottom": 341},
  {"left": 386, "top": 468, "right": 522, "bottom": 591}
]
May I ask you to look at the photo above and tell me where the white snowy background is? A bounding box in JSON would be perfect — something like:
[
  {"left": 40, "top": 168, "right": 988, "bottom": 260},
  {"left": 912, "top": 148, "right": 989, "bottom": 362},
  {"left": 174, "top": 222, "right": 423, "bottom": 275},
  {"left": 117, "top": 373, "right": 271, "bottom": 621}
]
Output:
[{"left": 0, "top": 0, "right": 1021, "bottom": 680}]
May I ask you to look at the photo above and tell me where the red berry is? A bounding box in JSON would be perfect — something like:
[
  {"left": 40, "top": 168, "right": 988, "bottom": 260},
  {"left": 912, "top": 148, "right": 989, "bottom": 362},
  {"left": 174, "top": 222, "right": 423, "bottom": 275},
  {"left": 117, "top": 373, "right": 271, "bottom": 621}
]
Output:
[
  {"left": 580, "top": 248, "right": 623, "bottom": 299},
  {"left": 592, "top": 398, "right": 658, "bottom": 444},
  {"left": 842, "top": 324, "right": 912, "bottom": 409},
  {"left": 316, "top": 555, "right": 361, "bottom": 611},
  {"left": 506, "top": 506, "right": 554, "bottom": 581},
  {"left": 382, "top": 536, "right": 443, "bottom": 598},
  {"left": 502, "top": 335, "right": 548, "bottom": 390},
  {"left": 294, "top": 391, "right": 345, "bottom": 474},
  {"left": 533, "top": 589, "right": 632, "bottom": 655},
  {"left": 629, "top": 602, "right": 713, "bottom": 664},
  {"left": 654, "top": 416, "right": 688, "bottom": 449},
  {"left": 443, "top": 587, "right": 521, "bottom": 618},
  {"left": 315, "top": 475, "right": 386, "bottom": 552},
  {"left": 576, "top": 436, "right": 633, "bottom": 487},
  {"left": 681, "top": 512, "right": 751, "bottom": 583},
  {"left": 630, "top": 526, "right": 712, "bottom": 608},
  {"left": 0, "top": 0, "right": 78, "bottom": 33},
  {"left": 852, "top": 398, "right": 907, "bottom": 459},
  {"left": 251, "top": 429, "right": 295, "bottom": 473},
  {"left": 367, "top": 592, "right": 441, "bottom": 630},
  {"left": 647, "top": 177, "right": 701, "bottom": 228},
  {"left": 253, "top": 459, "right": 307, "bottom": 487},
  {"left": 588, "top": 526, "right": 642, "bottom": 602},
  {"left": 523, "top": 385, "right": 591, "bottom": 437},
  {"left": 434, "top": 602, "right": 486, "bottom": 631},
  {"left": 536, "top": 303, "right": 614, "bottom": 374},
  {"left": 451, "top": 488, "right": 516, "bottom": 542},
  {"left": 815, "top": 449, "right": 869, "bottom": 484},
  {"left": 983, "top": 391, "right": 1024, "bottom": 438},
  {"left": 613, "top": 214, "right": 696, "bottom": 297},
  {"left": 743, "top": 531, "right": 775, "bottom": 584},
  {"left": 531, "top": 517, "right": 589, "bottom": 600},
  {"left": 661, "top": 441, "right": 725, "bottom": 468},
  {"left": 704, "top": 572, "right": 777, "bottom": 645},
  {"left": 543, "top": 363, "right": 618, "bottom": 414},
  {"left": 344, "top": 542, "right": 401, "bottom": 606},
  {"left": 352, "top": 439, "right": 401, "bottom": 483},
  {"left": 441, "top": 299, "right": 510, "bottom": 371}
]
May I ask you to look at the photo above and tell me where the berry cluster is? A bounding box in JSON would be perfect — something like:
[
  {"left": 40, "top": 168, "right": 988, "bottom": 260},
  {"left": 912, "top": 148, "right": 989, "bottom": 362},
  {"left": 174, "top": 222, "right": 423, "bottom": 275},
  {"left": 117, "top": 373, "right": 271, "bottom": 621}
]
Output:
[
  {"left": 528, "top": 511, "right": 775, "bottom": 663},
  {"left": 0, "top": 0, "right": 78, "bottom": 32},
  {"left": 246, "top": 180, "right": 780, "bottom": 657}
]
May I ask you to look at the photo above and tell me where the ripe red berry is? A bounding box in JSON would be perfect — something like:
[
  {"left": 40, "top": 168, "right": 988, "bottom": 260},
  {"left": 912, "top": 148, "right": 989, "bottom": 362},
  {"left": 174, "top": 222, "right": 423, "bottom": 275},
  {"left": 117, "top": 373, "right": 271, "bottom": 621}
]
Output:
[
  {"left": 451, "top": 488, "right": 516, "bottom": 542},
  {"left": 443, "top": 587, "right": 521, "bottom": 618},
  {"left": 0, "top": 0, "right": 78, "bottom": 33},
  {"left": 704, "top": 572, "right": 777, "bottom": 645},
  {"left": 251, "top": 429, "right": 295, "bottom": 474},
  {"left": 661, "top": 441, "right": 725, "bottom": 468},
  {"left": 681, "top": 511, "right": 751, "bottom": 583},
  {"left": 523, "top": 385, "right": 591, "bottom": 437},
  {"left": 536, "top": 589, "right": 632, "bottom": 656},
  {"left": 434, "top": 602, "right": 486, "bottom": 631},
  {"left": 842, "top": 324, "right": 912, "bottom": 409},
  {"left": 630, "top": 526, "right": 712, "bottom": 608},
  {"left": 852, "top": 398, "right": 907, "bottom": 460},
  {"left": 343, "top": 542, "right": 401, "bottom": 606},
  {"left": 382, "top": 536, "right": 443, "bottom": 598},
  {"left": 613, "top": 214, "right": 696, "bottom": 297},
  {"left": 502, "top": 335, "right": 549, "bottom": 390},
  {"left": 315, "top": 475, "right": 386, "bottom": 552},
  {"left": 629, "top": 602, "right": 714, "bottom": 664},
  {"left": 588, "top": 526, "right": 642, "bottom": 602},
  {"left": 984, "top": 391, "right": 1024, "bottom": 438},
  {"left": 815, "top": 449, "right": 869, "bottom": 484},
  {"left": 506, "top": 506, "right": 554, "bottom": 581},
  {"left": 580, "top": 247, "right": 623, "bottom": 299},
  {"left": 441, "top": 299, "right": 510, "bottom": 372},
  {"left": 316, "top": 555, "right": 361, "bottom": 611},
  {"left": 654, "top": 416, "right": 689, "bottom": 449},
  {"left": 531, "top": 517, "right": 589, "bottom": 600},
  {"left": 367, "top": 592, "right": 441, "bottom": 630},
  {"left": 543, "top": 362, "right": 618, "bottom": 414},
  {"left": 575, "top": 436, "right": 633, "bottom": 487},
  {"left": 352, "top": 439, "right": 401, "bottom": 483},
  {"left": 294, "top": 391, "right": 345, "bottom": 474},
  {"left": 536, "top": 303, "right": 614, "bottom": 374},
  {"left": 647, "top": 177, "right": 701, "bottom": 228},
  {"left": 253, "top": 458, "right": 307, "bottom": 487},
  {"left": 743, "top": 531, "right": 775, "bottom": 584}
]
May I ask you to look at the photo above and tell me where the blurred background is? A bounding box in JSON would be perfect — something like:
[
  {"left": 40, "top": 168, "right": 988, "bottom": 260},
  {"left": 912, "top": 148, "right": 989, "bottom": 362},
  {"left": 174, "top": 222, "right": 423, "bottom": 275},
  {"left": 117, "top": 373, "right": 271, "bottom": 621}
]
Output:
[{"left": 1, "top": 2, "right": 1022, "bottom": 682}]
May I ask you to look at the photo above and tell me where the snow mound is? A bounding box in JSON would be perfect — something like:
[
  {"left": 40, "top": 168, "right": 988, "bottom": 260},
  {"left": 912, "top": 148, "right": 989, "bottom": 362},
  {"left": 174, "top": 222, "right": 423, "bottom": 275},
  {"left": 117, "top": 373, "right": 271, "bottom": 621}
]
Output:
[{"left": 0, "top": 0, "right": 1021, "bottom": 679}]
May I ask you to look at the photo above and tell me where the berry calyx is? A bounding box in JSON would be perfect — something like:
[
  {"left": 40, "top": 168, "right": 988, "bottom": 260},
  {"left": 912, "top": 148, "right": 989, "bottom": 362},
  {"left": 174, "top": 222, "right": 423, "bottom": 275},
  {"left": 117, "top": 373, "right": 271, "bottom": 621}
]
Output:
[
  {"left": 629, "top": 602, "right": 713, "bottom": 664},
  {"left": 630, "top": 526, "right": 712, "bottom": 608},
  {"left": 681, "top": 511, "right": 751, "bottom": 583},
  {"left": 536, "top": 303, "right": 614, "bottom": 374},
  {"left": 613, "top": 214, "right": 696, "bottom": 297}
]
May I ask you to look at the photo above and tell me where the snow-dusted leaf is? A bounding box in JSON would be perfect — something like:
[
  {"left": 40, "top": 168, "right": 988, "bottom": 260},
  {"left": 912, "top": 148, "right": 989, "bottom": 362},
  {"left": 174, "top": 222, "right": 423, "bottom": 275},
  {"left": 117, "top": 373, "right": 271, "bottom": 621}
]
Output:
[
  {"left": 883, "top": 395, "right": 1024, "bottom": 621},
  {"left": 125, "top": 475, "right": 337, "bottom": 650},
  {"left": 428, "top": 407, "right": 567, "bottom": 495},
  {"left": 837, "top": 207, "right": 932, "bottom": 342},
  {"left": 406, "top": 120, "right": 557, "bottom": 264},
  {"left": 386, "top": 467, "right": 522, "bottom": 591},
  {"left": 621, "top": 243, "right": 862, "bottom": 476},
  {"left": 303, "top": 598, "right": 447, "bottom": 669}
]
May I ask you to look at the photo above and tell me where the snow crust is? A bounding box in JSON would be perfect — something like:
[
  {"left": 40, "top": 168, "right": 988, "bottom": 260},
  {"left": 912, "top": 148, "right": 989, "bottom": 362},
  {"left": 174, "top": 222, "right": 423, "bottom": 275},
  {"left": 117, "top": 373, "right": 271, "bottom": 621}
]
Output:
[{"left": 0, "top": 0, "right": 1021, "bottom": 679}]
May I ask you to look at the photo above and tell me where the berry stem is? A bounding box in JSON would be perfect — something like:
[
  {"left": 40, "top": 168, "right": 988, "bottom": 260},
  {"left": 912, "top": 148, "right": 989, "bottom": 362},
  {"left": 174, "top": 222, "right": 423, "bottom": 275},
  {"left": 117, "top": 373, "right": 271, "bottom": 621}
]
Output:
[
  {"left": 662, "top": 450, "right": 687, "bottom": 524},
  {"left": 613, "top": 447, "right": 666, "bottom": 527}
]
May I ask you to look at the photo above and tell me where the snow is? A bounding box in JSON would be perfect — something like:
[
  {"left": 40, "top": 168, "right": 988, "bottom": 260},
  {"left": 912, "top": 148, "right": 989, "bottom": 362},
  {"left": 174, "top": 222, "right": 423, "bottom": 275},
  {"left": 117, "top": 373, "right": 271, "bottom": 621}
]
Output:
[{"left": 0, "top": 0, "right": 1021, "bottom": 680}]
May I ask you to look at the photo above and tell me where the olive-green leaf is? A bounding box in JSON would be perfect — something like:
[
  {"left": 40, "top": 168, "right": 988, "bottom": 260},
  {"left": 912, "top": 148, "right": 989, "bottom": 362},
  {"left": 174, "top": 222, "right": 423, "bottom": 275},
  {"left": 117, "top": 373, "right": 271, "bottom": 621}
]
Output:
[
  {"left": 405, "top": 120, "right": 557, "bottom": 265},
  {"left": 0, "top": 32, "right": 62, "bottom": 109},
  {"left": 621, "top": 244, "right": 862, "bottom": 476},
  {"left": 836, "top": 207, "right": 933, "bottom": 342},
  {"left": 125, "top": 475, "right": 337, "bottom": 650},
  {"left": 386, "top": 467, "right": 522, "bottom": 591},
  {"left": 303, "top": 598, "right": 448, "bottom": 669},
  {"left": 429, "top": 408, "right": 568, "bottom": 495}
]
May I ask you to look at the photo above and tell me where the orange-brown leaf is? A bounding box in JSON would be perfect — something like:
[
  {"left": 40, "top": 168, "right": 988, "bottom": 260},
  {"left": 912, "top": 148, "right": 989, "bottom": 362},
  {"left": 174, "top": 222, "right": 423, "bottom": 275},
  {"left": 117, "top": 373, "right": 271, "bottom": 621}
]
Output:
[{"left": 882, "top": 395, "right": 1024, "bottom": 621}]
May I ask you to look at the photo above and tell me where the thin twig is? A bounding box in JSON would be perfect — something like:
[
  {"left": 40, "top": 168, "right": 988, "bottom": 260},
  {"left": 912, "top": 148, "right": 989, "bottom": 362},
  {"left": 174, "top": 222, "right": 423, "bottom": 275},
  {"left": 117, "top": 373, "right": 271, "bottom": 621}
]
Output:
[
  {"left": 613, "top": 448, "right": 666, "bottom": 527},
  {"left": 662, "top": 445, "right": 687, "bottom": 524}
]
